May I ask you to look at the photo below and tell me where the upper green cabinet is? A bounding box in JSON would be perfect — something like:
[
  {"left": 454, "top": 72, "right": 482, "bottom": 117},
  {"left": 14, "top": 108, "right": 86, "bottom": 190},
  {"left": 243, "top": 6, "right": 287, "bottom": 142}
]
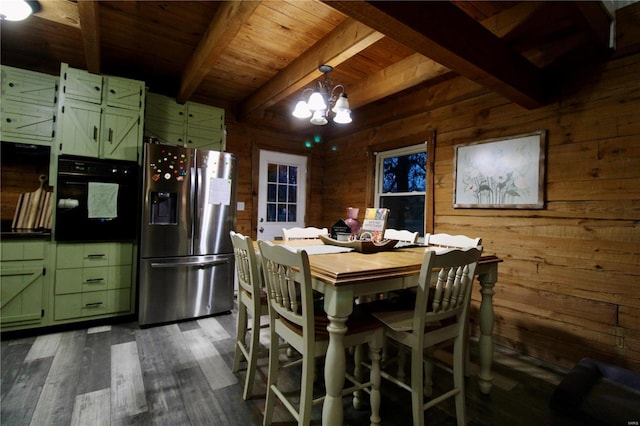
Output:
[
  {"left": 55, "top": 63, "right": 145, "bottom": 162},
  {"left": 0, "top": 65, "right": 58, "bottom": 146},
  {"left": 144, "top": 91, "right": 225, "bottom": 151}
]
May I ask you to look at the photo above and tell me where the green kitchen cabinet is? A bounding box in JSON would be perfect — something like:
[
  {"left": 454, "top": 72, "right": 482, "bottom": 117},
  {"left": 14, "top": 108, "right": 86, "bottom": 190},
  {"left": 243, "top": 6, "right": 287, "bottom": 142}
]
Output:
[
  {"left": 53, "top": 242, "right": 135, "bottom": 322},
  {"left": 54, "top": 63, "right": 145, "bottom": 163},
  {"left": 0, "top": 240, "right": 50, "bottom": 331},
  {"left": 144, "top": 91, "right": 225, "bottom": 151},
  {"left": 0, "top": 65, "right": 58, "bottom": 146}
]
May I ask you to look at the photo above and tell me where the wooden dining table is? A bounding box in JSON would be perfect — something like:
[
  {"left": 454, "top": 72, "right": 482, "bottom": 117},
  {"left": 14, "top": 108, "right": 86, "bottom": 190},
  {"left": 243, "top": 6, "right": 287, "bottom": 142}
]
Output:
[{"left": 267, "top": 240, "right": 502, "bottom": 426}]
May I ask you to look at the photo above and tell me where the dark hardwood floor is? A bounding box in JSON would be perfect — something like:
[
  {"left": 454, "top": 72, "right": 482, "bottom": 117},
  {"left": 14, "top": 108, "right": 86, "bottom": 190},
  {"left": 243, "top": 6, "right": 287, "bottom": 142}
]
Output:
[{"left": 1, "top": 303, "right": 583, "bottom": 425}]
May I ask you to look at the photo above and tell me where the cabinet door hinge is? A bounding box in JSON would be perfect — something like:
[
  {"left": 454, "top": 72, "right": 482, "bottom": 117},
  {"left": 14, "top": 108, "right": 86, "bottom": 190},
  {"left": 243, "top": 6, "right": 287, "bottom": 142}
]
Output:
[
  {"left": 61, "top": 105, "right": 65, "bottom": 114},
  {"left": 41, "top": 309, "right": 45, "bottom": 318},
  {"left": 42, "top": 267, "right": 46, "bottom": 276}
]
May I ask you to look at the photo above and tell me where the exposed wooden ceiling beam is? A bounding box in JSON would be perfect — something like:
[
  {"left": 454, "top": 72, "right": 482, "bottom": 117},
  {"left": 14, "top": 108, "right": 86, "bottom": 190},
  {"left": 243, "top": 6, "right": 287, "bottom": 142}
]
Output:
[
  {"left": 239, "top": 18, "right": 384, "bottom": 121},
  {"left": 177, "top": 1, "right": 260, "bottom": 104},
  {"left": 325, "top": 0, "right": 548, "bottom": 109},
  {"left": 347, "top": 53, "right": 450, "bottom": 109},
  {"left": 34, "top": 0, "right": 80, "bottom": 28},
  {"left": 76, "top": 0, "right": 101, "bottom": 74}
]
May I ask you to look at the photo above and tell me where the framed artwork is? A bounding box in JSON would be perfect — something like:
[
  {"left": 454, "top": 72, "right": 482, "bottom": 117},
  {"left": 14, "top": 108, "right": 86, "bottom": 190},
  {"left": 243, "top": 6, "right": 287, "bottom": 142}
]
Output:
[{"left": 453, "top": 130, "right": 546, "bottom": 209}]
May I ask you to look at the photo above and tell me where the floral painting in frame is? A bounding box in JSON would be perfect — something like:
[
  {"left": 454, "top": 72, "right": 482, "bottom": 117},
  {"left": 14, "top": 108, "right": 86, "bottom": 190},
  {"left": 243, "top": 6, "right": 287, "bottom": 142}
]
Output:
[{"left": 453, "top": 130, "right": 546, "bottom": 209}]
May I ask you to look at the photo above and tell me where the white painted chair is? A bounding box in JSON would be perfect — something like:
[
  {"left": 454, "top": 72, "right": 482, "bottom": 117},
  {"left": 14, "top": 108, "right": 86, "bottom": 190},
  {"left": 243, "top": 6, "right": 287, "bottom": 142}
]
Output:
[
  {"left": 427, "top": 233, "right": 482, "bottom": 248},
  {"left": 230, "top": 230, "right": 269, "bottom": 400},
  {"left": 281, "top": 226, "right": 328, "bottom": 241},
  {"left": 372, "top": 246, "right": 483, "bottom": 426},
  {"left": 258, "top": 240, "right": 383, "bottom": 426},
  {"left": 384, "top": 228, "right": 419, "bottom": 243}
]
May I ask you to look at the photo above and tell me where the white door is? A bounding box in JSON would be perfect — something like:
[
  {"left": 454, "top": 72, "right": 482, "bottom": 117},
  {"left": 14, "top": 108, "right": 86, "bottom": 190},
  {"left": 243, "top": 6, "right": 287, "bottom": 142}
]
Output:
[{"left": 257, "top": 150, "right": 307, "bottom": 241}]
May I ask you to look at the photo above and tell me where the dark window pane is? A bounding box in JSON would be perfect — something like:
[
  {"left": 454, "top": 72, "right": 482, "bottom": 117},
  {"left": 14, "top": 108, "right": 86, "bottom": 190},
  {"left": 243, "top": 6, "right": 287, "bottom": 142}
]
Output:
[
  {"left": 288, "top": 204, "right": 297, "bottom": 222},
  {"left": 268, "top": 163, "right": 277, "bottom": 183},
  {"left": 289, "top": 166, "right": 298, "bottom": 184},
  {"left": 380, "top": 195, "right": 425, "bottom": 235},
  {"left": 267, "top": 183, "right": 276, "bottom": 202},
  {"left": 288, "top": 185, "right": 297, "bottom": 203},
  {"left": 278, "top": 204, "right": 287, "bottom": 221},
  {"left": 278, "top": 184, "right": 287, "bottom": 202},
  {"left": 267, "top": 203, "right": 276, "bottom": 222},
  {"left": 382, "top": 152, "right": 426, "bottom": 193},
  {"left": 278, "top": 165, "right": 288, "bottom": 183}
]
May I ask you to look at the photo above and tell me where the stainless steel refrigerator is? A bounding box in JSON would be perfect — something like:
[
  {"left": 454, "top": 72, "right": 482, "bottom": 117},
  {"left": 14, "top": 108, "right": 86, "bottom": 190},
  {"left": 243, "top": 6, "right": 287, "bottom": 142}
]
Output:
[{"left": 138, "top": 143, "right": 237, "bottom": 326}]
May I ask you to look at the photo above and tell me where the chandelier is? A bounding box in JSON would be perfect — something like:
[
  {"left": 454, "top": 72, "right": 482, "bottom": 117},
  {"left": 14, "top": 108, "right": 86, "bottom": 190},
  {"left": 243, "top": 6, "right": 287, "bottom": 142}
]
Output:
[{"left": 292, "top": 65, "right": 352, "bottom": 125}]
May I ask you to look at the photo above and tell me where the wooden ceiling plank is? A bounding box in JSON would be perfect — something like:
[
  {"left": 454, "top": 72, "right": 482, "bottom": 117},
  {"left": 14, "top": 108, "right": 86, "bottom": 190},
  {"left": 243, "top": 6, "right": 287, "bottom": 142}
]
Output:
[
  {"left": 572, "top": 2, "right": 613, "bottom": 50},
  {"left": 33, "top": 0, "right": 80, "bottom": 28},
  {"left": 239, "top": 17, "right": 384, "bottom": 119},
  {"left": 325, "top": 0, "right": 547, "bottom": 109},
  {"left": 76, "top": 0, "right": 101, "bottom": 74},
  {"left": 347, "top": 53, "right": 450, "bottom": 108},
  {"left": 480, "top": 2, "right": 546, "bottom": 38},
  {"left": 177, "top": 0, "right": 260, "bottom": 104}
]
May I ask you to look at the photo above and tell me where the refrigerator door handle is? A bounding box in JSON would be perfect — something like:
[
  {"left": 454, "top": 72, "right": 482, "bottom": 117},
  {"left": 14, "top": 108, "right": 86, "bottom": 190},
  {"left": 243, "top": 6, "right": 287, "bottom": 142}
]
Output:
[
  {"left": 189, "top": 166, "right": 196, "bottom": 240},
  {"left": 150, "top": 259, "right": 230, "bottom": 268}
]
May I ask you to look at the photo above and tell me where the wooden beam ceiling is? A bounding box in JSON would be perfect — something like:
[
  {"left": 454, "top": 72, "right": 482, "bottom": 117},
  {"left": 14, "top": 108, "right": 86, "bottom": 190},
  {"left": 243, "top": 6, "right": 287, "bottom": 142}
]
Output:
[
  {"left": 177, "top": 1, "right": 259, "bottom": 104},
  {"left": 324, "top": 0, "right": 549, "bottom": 109},
  {"left": 76, "top": 0, "right": 101, "bottom": 74},
  {"left": 239, "top": 17, "right": 384, "bottom": 121}
]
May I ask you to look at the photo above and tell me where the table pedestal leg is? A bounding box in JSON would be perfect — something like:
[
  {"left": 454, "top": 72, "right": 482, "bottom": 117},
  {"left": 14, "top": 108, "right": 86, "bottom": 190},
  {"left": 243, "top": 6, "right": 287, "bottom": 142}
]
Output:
[
  {"left": 322, "top": 314, "right": 347, "bottom": 426},
  {"left": 477, "top": 267, "right": 497, "bottom": 394}
]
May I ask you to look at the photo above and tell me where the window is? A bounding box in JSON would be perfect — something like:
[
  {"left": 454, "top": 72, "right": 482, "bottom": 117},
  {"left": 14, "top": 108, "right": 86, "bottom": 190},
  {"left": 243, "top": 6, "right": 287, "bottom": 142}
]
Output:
[{"left": 375, "top": 144, "right": 427, "bottom": 236}]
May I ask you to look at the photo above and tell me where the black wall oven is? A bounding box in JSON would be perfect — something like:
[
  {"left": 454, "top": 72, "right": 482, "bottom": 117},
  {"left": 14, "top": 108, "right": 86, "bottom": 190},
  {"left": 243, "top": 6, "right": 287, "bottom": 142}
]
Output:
[{"left": 55, "top": 155, "right": 139, "bottom": 242}]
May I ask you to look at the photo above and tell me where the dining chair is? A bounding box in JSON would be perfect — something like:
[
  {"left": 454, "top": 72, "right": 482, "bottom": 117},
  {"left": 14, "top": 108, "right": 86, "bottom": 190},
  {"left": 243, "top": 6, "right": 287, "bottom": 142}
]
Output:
[
  {"left": 384, "top": 228, "right": 419, "bottom": 244},
  {"left": 281, "top": 226, "right": 328, "bottom": 241},
  {"left": 427, "top": 233, "right": 482, "bottom": 249},
  {"left": 257, "top": 240, "right": 384, "bottom": 426},
  {"left": 372, "top": 246, "right": 483, "bottom": 426},
  {"left": 230, "top": 230, "right": 269, "bottom": 400}
]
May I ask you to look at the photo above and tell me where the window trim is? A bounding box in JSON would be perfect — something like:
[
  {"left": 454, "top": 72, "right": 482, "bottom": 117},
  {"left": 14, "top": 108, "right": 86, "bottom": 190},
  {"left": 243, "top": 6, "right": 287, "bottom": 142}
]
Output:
[{"left": 374, "top": 143, "right": 428, "bottom": 235}]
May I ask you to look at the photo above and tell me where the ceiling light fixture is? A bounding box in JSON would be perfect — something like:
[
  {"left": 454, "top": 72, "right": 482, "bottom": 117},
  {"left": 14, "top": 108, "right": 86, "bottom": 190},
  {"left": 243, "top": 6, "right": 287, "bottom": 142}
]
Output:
[
  {"left": 292, "top": 65, "right": 352, "bottom": 126},
  {"left": 0, "top": 0, "right": 40, "bottom": 21}
]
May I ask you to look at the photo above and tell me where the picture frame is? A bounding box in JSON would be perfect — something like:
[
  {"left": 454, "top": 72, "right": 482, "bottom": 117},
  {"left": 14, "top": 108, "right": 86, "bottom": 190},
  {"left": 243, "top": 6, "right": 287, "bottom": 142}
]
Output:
[{"left": 453, "top": 130, "right": 546, "bottom": 209}]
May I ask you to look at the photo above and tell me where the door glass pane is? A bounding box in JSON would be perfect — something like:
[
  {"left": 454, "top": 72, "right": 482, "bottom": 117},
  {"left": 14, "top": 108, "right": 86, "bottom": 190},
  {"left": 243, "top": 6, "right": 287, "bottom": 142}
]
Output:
[
  {"left": 268, "top": 183, "right": 276, "bottom": 202},
  {"left": 278, "top": 165, "right": 288, "bottom": 183},
  {"left": 267, "top": 203, "right": 276, "bottom": 221},
  {"left": 289, "top": 166, "right": 298, "bottom": 184},
  {"left": 287, "top": 204, "right": 297, "bottom": 222},
  {"left": 288, "top": 185, "right": 297, "bottom": 203},
  {"left": 268, "top": 163, "right": 277, "bottom": 182}
]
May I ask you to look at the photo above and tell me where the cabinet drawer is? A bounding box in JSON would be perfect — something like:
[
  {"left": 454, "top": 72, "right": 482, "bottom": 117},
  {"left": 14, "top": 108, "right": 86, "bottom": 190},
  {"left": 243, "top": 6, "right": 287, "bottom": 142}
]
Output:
[
  {"left": 1, "top": 100, "right": 56, "bottom": 143},
  {"left": 185, "top": 126, "right": 222, "bottom": 149},
  {"left": 54, "top": 291, "right": 109, "bottom": 320},
  {"left": 1, "top": 241, "right": 46, "bottom": 261},
  {"left": 62, "top": 66, "right": 103, "bottom": 104},
  {"left": 185, "top": 102, "right": 223, "bottom": 130},
  {"left": 55, "top": 265, "right": 132, "bottom": 294},
  {"left": 1, "top": 65, "right": 58, "bottom": 106},
  {"left": 105, "top": 77, "right": 144, "bottom": 110},
  {"left": 56, "top": 242, "right": 133, "bottom": 269}
]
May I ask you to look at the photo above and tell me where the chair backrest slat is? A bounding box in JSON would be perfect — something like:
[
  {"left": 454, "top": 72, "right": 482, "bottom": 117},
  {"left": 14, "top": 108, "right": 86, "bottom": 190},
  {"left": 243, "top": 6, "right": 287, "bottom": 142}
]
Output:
[
  {"left": 230, "top": 230, "right": 261, "bottom": 301},
  {"left": 427, "top": 233, "right": 481, "bottom": 248},
  {"left": 282, "top": 226, "right": 328, "bottom": 241}
]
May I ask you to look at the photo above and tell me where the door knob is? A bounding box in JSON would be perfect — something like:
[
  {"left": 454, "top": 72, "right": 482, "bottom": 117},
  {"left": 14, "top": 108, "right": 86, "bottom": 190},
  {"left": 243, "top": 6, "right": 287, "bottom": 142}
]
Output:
[{"left": 259, "top": 227, "right": 264, "bottom": 233}]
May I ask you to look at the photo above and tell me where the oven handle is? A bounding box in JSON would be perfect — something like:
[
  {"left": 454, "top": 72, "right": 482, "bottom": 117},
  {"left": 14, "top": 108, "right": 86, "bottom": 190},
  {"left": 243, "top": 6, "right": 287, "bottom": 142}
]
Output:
[{"left": 150, "top": 259, "right": 229, "bottom": 268}]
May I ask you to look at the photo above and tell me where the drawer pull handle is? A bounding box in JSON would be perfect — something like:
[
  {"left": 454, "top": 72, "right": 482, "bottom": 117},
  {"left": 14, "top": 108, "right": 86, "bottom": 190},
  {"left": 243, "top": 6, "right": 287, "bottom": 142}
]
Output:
[
  {"left": 87, "top": 254, "right": 106, "bottom": 259},
  {"left": 85, "top": 278, "right": 105, "bottom": 283},
  {"left": 85, "top": 302, "right": 103, "bottom": 308}
]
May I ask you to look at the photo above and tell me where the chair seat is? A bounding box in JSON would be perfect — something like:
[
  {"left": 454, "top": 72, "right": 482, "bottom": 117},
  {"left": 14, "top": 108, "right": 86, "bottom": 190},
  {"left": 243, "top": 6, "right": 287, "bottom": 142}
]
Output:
[{"left": 280, "top": 304, "right": 382, "bottom": 340}]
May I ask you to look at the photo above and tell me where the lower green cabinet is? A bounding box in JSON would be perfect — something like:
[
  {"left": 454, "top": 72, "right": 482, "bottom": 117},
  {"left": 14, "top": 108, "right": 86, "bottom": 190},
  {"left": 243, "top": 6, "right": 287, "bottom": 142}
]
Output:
[
  {"left": 53, "top": 242, "right": 135, "bottom": 323},
  {"left": 0, "top": 241, "right": 49, "bottom": 331}
]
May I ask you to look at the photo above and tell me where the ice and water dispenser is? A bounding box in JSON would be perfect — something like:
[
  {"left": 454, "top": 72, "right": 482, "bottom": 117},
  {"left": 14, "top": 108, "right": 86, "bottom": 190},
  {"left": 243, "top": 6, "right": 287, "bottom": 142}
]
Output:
[{"left": 149, "top": 192, "right": 177, "bottom": 225}]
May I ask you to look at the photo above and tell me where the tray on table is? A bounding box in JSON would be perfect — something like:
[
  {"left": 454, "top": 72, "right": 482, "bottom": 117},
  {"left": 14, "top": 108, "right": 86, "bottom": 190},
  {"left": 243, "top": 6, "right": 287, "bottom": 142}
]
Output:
[{"left": 319, "top": 234, "right": 398, "bottom": 253}]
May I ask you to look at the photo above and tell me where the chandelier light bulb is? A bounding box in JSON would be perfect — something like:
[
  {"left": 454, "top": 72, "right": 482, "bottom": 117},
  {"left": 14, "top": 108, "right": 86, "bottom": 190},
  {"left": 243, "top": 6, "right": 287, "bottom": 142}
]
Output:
[
  {"left": 292, "top": 100, "right": 311, "bottom": 118},
  {"left": 0, "top": 0, "right": 34, "bottom": 21},
  {"left": 307, "top": 90, "right": 327, "bottom": 111},
  {"left": 333, "top": 109, "right": 352, "bottom": 124},
  {"left": 332, "top": 93, "right": 350, "bottom": 113},
  {"left": 310, "top": 110, "right": 328, "bottom": 126}
]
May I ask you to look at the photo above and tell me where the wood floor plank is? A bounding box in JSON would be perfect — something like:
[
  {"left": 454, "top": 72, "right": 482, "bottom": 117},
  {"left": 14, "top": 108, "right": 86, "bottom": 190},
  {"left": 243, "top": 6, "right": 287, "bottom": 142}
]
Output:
[
  {"left": 77, "top": 330, "right": 112, "bottom": 395},
  {"left": 30, "top": 330, "right": 86, "bottom": 426},
  {"left": 24, "top": 332, "right": 61, "bottom": 362},
  {"left": 136, "top": 326, "right": 191, "bottom": 425},
  {"left": 110, "top": 341, "right": 148, "bottom": 420},
  {"left": 1, "top": 337, "right": 32, "bottom": 401},
  {"left": 197, "top": 316, "right": 232, "bottom": 341},
  {"left": 70, "top": 388, "right": 110, "bottom": 426},
  {"left": 182, "top": 328, "right": 238, "bottom": 391},
  {"left": 0, "top": 358, "right": 53, "bottom": 426}
]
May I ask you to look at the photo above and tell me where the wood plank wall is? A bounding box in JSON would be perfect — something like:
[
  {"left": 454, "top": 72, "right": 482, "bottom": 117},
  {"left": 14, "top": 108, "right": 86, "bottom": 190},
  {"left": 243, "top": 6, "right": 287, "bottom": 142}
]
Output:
[{"left": 316, "top": 50, "right": 640, "bottom": 372}]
